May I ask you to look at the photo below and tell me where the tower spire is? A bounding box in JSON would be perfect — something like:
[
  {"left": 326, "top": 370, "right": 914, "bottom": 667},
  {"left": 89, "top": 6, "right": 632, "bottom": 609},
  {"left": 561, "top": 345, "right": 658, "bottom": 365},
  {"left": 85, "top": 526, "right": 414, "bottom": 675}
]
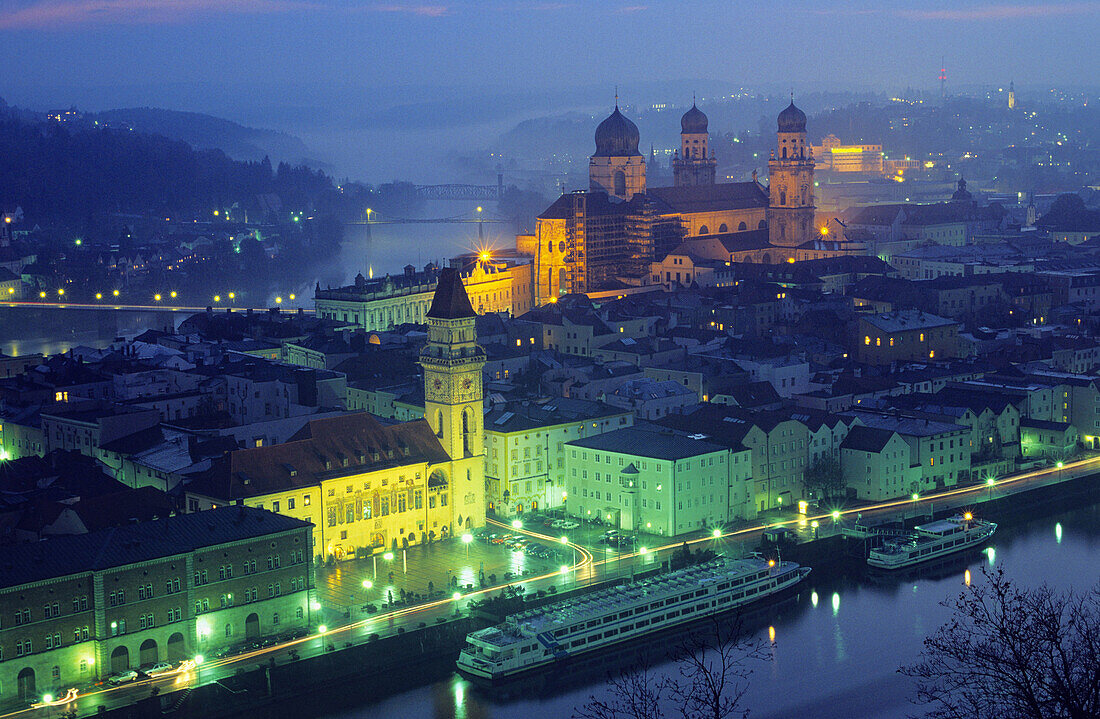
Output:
[{"left": 614, "top": 85, "right": 619, "bottom": 109}]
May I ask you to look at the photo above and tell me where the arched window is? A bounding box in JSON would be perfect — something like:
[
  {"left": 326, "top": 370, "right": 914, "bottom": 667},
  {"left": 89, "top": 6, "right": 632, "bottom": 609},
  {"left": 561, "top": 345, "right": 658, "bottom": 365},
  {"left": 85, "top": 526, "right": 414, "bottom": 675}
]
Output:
[
  {"left": 782, "top": 147, "right": 787, "bottom": 159},
  {"left": 698, "top": 225, "right": 709, "bottom": 235},
  {"left": 547, "top": 241, "right": 553, "bottom": 254},
  {"left": 613, "top": 170, "right": 626, "bottom": 197},
  {"left": 436, "top": 410, "right": 444, "bottom": 438},
  {"left": 462, "top": 409, "right": 471, "bottom": 455},
  {"left": 780, "top": 191, "right": 787, "bottom": 205},
  {"left": 718, "top": 224, "right": 728, "bottom": 233},
  {"left": 738, "top": 222, "right": 747, "bottom": 231},
  {"left": 758, "top": 219, "right": 767, "bottom": 229}
]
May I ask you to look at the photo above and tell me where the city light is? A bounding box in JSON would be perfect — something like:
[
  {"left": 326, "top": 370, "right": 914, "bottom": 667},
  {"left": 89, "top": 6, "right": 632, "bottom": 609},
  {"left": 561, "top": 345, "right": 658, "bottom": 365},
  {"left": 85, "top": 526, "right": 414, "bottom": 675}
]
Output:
[
  {"left": 639, "top": 546, "right": 648, "bottom": 555},
  {"left": 362, "top": 580, "right": 373, "bottom": 589},
  {"left": 228, "top": 292, "right": 235, "bottom": 300},
  {"left": 963, "top": 512, "right": 973, "bottom": 521},
  {"left": 193, "top": 655, "right": 204, "bottom": 665},
  {"left": 986, "top": 477, "right": 996, "bottom": 486},
  {"left": 712, "top": 528, "right": 722, "bottom": 538},
  {"left": 154, "top": 294, "right": 162, "bottom": 301},
  {"left": 275, "top": 296, "right": 283, "bottom": 304},
  {"left": 112, "top": 289, "right": 120, "bottom": 297},
  {"left": 309, "top": 600, "right": 322, "bottom": 611},
  {"left": 560, "top": 565, "right": 569, "bottom": 574},
  {"left": 42, "top": 694, "right": 54, "bottom": 704},
  {"left": 95, "top": 293, "right": 102, "bottom": 299},
  {"left": 452, "top": 592, "right": 462, "bottom": 601},
  {"left": 289, "top": 293, "right": 296, "bottom": 300},
  {"left": 170, "top": 291, "right": 177, "bottom": 298},
  {"left": 511, "top": 519, "right": 522, "bottom": 530},
  {"left": 318, "top": 624, "right": 328, "bottom": 634},
  {"left": 383, "top": 552, "right": 395, "bottom": 561},
  {"left": 214, "top": 295, "right": 221, "bottom": 302},
  {"left": 39, "top": 291, "right": 46, "bottom": 298},
  {"left": 560, "top": 536, "right": 569, "bottom": 544},
  {"left": 74, "top": 238, "right": 82, "bottom": 246},
  {"left": 912, "top": 493, "right": 920, "bottom": 501},
  {"left": 832, "top": 510, "right": 841, "bottom": 520},
  {"left": 57, "top": 288, "right": 64, "bottom": 296},
  {"left": 461, "top": 533, "right": 472, "bottom": 544}
]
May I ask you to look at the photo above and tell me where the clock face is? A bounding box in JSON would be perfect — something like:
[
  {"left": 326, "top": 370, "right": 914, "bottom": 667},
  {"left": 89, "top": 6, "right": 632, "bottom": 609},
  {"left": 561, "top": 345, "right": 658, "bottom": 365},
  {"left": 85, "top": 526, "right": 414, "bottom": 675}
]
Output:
[
  {"left": 433, "top": 379, "right": 443, "bottom": 389},
  {"left": 462, "top": 378, "right": 473, "bottom": 390}
]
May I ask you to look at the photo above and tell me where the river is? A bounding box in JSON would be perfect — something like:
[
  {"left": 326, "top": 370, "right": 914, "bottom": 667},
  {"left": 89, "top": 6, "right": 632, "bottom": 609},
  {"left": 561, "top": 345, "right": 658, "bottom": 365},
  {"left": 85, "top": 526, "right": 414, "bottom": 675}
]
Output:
[
  {"left": 2, "top": 207, "right": 508, "bottom": 357},
  {"left": 322, "top": 500, "right": 1100, "bottom": 719}
]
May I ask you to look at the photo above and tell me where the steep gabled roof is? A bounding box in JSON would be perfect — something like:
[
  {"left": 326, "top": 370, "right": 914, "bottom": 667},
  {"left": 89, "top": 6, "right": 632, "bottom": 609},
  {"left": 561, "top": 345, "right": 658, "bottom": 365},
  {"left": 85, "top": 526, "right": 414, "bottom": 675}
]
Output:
[
  {"left": 840, "top": 425, "right": 898, "bottom": 453},
  {"left": 427, "top": 267, "right": 475, "bottom": 320}
]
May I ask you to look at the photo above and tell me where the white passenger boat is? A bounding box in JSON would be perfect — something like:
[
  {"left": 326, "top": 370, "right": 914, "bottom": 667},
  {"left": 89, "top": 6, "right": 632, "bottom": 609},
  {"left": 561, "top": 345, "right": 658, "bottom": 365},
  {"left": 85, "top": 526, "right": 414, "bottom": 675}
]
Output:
[
  {"left": 867, "top": 513, "right": 996, "bottom": 570},
  {"left": 456, "top": 556, "right": 810, "bottom": 682}
]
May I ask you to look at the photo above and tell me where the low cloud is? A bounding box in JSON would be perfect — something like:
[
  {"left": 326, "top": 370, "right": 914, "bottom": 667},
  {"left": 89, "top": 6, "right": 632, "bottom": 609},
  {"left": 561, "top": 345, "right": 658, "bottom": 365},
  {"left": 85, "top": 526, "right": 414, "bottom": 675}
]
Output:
[
  {"left": 813, "top": 2, "right": 1100, "bottom": 21},
  {"left": 0, "top": 0, "right": 452, "bottom": 30}
]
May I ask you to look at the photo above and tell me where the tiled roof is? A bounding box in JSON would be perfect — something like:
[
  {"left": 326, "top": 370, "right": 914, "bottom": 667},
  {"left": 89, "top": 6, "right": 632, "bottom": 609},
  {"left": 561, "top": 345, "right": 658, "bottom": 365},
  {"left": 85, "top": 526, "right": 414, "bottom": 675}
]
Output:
[
  {"left": 647, "top": 183, "right": 768, "bottom": 214},
  {"left": 0, "top": 506, "right": 310, "bottom": 589},
  {"left": 567, "top": 426, "right": 725, "bottom": 461},
  {"left": 191, "top": 413, "right": 451, "bottom": 500},
  {"left": 427, "top": 267, "right": 476, "bottom": 320},
  {"left": 840, "top": 425, "right": 898, "bottom": 453}
]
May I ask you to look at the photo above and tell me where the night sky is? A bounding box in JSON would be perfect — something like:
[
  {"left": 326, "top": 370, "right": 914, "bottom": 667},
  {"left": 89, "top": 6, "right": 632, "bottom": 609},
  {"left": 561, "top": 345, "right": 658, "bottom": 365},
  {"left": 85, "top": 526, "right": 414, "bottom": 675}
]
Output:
[{"left": 1, "top": 0, "right": 1096, "bottom": 113}]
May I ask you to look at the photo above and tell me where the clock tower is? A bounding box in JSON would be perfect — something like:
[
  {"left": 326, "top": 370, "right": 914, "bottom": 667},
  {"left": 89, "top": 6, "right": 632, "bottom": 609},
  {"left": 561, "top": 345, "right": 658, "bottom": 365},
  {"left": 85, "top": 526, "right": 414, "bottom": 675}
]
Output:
[{"left": 420, "top": 268, "right": 486, "bottom": 529}]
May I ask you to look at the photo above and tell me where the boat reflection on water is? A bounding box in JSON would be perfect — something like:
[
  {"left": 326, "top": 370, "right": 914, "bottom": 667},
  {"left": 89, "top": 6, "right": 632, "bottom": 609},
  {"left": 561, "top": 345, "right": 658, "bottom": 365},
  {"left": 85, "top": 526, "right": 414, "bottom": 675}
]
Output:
[{"left": 861, "top": 547, "right": 986, "bottom": 588}]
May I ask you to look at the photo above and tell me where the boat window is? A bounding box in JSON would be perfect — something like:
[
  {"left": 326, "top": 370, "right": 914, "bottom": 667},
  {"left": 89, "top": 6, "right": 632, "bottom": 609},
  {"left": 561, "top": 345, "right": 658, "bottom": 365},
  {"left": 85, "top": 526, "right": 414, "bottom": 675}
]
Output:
[
  {"left": 606, "top": 628, "right": 618, "bottom": 637},
  {"left": 695, "top": 589, "right": 707, "bottom": 597},
  {"left": 589, "top": 633, "right": 602, "bottom": 642},
  {"left": 732, "top": 592, "right": 743, "bottom": 600},
  {"left": 667, "top": 610, "right": 680, "bottom": 618},
  {"left": 520, "top": 645, "right": 531, "bottom": 654},
  {"left": 603, "top": 615, "right": 614, "bottom": 624},
  {"left": 717, "top": 582, "right": 730, "bottom": 590},
  {"left": 571, "top": 639, "right": 584, "bottom": 647},
  {"left": 622, "top": 624, "right": 634, "bottom": 631},
  {"left": 587, "top": 620, "right": 600, "bottom": 628}
]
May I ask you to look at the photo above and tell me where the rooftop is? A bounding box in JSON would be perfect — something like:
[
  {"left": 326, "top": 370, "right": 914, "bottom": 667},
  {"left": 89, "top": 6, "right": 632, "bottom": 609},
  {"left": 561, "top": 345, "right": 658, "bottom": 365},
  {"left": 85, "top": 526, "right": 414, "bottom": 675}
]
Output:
[
  {"left": 0, "top": 506, "right": 309, "bottom": 589},
  {"left": 567, "top": 426, "right": 725, "bottom": 460}
]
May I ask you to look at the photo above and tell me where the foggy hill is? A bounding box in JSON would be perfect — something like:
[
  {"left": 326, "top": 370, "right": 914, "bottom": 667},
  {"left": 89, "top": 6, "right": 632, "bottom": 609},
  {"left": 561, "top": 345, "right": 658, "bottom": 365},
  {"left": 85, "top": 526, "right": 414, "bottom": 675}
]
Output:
[{"left": 89, "top": 107, "right": 313, "bottom": 165}]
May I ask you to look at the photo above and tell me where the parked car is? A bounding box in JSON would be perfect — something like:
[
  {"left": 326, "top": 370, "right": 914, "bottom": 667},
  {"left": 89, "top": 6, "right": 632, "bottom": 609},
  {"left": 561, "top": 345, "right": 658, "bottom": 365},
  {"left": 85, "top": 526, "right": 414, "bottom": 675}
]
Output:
[
  {"left": 550, "top": 519, "right": 567, "bottom": 528},
  {"left": 490, "top": 535, "right": 507, "bottom": 544},
  {"left": 108, "top": 669, "right": 139, "bottom": 685},
  {"left": 144, "top": 662, "right": 174, "bottom": 676},
  {"left": 560, "top": 521, "right": 580, "bottom": 530}
]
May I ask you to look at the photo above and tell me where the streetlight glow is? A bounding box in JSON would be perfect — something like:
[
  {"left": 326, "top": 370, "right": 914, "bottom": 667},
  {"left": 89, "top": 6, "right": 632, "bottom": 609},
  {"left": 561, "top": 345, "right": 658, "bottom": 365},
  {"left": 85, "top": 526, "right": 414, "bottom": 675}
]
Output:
[
  {"left": 461, "top": 533, "right": 473, "bottom": 544},
  {"left": 560, "top": 536, "right": 569, "bottom": 544},
  {"left": 832, "top": 510, "right": 841, "bottom": 520},
  {"left": 383, "top": 552, "right": 394, "bottom": 561},
  {"left": 712, "top": 528, "right": 722, "bottom": 538},
  {"left": 362, "top": 580, "right": 373, "bottom": 589},
  {"left": 511, "top": 519, "right": 522, "bottom": 530},
  {"left": 318, "top": 625, "right": 327, "bottom": 634},
  {"left": 559, "top": 565, "right": 569, "bottom": 574},
  {"left": 452, "top": 592, "right": 462, "bottom": 601}
]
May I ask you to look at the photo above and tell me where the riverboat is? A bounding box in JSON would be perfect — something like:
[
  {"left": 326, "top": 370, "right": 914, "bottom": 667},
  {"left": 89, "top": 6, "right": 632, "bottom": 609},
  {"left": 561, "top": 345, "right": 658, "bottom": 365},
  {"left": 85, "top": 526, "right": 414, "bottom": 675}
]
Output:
[
  {"left": 456, "top": 555, "right": 810, "bottom": 682},
  {"left": 867, "top": 513, "right": 996, "bottom": 570}
]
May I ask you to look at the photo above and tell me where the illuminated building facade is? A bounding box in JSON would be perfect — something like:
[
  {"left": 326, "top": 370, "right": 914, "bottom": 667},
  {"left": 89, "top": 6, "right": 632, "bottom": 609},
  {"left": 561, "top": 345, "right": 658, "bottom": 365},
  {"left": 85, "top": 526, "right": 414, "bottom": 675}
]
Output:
[
  {"left": 0, "top": 508, "right": 312, "bottom": 701},
  {"left": 811, "top": 134, "right": 885, "bottom": 174},
  {"left": 314, "top": 259, "right": 532, "bottom": 331},
  {"left": 766, "top": 101, "right": 816, "bottom": 248},
  {"left": 531, "top": 99, "right": 853, "bottom": 301},
  {"left": 189, "top": 271, "right": 487, "bottom": 561}
]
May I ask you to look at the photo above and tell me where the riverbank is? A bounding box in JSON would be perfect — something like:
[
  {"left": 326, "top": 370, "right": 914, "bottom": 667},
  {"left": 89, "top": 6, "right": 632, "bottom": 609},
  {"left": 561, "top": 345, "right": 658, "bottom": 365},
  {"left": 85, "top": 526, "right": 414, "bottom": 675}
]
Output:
[{"left": 85, "top": 464, "right": 1100, "bottom": 719}]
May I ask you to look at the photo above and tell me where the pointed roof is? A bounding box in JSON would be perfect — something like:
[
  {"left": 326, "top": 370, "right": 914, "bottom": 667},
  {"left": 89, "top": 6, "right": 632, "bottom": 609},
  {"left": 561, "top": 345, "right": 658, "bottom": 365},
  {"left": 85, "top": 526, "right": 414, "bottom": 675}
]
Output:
[{"left": 427, "top": 267, "right": 476, "bottom": 319}]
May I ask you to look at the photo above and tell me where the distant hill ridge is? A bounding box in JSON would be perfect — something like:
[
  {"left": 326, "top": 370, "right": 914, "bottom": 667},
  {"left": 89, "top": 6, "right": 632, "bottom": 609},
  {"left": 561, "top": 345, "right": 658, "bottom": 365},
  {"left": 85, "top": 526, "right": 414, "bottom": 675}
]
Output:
[{"left": 89, "top": 106, "right": 313, "bottom": 164}]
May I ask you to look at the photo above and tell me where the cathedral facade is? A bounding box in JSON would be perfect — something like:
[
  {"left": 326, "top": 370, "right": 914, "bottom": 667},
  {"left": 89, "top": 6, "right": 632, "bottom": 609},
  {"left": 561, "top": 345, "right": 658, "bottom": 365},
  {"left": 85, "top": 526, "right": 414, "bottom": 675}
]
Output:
[{"left": 529, "top": 98, "right": 851, "bottom": 302}]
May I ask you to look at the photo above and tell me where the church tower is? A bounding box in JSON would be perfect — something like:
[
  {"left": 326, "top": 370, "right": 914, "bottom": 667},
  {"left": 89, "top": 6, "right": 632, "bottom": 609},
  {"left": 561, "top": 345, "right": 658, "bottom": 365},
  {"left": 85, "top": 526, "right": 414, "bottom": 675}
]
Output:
[
  {"left": 673, "top": 102, "right": 716, "bottom": 187},
  {"left": 589, "top": 104, "right": 646, "bottom": 201},
  {"left": 766, "top": 100, "right": 816, "bottom": 248},
  {"left": 420, "top": 268, "right": 486, "bottom": 529}
]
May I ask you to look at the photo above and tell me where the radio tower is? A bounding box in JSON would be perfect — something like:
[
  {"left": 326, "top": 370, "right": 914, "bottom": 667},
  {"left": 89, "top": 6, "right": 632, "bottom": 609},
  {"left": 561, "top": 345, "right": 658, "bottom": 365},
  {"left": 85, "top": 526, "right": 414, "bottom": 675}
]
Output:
[{"left": 939, "top": 57, "right": 946, "bottom": 100}]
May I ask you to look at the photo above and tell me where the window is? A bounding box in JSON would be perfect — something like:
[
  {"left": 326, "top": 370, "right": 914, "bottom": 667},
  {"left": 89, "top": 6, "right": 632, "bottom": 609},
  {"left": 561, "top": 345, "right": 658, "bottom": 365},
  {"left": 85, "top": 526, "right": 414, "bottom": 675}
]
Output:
[
  {"left": 303, "top": 494, "right": 311, "bottom": 507},
  {"left": 273, "top": 612, "right": 280, "bottom": 626}
]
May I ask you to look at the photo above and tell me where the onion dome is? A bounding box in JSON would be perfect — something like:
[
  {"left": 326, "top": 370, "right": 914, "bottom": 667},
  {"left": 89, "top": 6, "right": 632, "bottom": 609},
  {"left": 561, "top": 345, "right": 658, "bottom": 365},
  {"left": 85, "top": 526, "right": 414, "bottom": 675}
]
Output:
[
  {"left": 680, "top": 103, "right": 708, "bottom": 133},
  {"left": 594, "top": 106, "right": 642, "bottom": 157},
  {"left": 777, "top": 100, "right": 807, "bottom": 133}
]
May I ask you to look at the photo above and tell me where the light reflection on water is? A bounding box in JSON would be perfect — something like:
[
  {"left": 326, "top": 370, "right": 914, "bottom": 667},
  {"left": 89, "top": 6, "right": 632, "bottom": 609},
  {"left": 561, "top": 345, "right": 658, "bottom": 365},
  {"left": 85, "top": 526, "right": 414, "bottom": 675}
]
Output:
[{"left": 334, "top": 503, "right": 1100, "bottom": 719}]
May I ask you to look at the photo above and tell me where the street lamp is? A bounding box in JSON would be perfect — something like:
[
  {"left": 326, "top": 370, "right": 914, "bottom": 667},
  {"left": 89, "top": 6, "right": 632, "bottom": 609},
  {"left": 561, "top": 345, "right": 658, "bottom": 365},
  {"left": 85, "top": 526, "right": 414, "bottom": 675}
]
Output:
[
  {"left": 511, "top": 519, "right": 523, "bottom": 530},
  {"left": 560, "top": 535, "right": 575, "bottom": 568},
  {"left": 986, "top": 476, "right": 996, "bottom": 501},
  {"left": 361, "top": 580, "right": 373, "bottom": 589},
  {"left": 462, "top": 532, "right": 473, "bottom": 558}
]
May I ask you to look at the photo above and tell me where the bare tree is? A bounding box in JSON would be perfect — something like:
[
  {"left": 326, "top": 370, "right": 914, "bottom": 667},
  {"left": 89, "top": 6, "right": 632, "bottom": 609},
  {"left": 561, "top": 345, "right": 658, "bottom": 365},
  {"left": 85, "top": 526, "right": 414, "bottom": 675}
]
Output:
[
  {"left": 901, "top": 565, "right": 1100, "bottom": 719},
  {"left": 574, "top": 616, "right": 770, "bottom": 719}
]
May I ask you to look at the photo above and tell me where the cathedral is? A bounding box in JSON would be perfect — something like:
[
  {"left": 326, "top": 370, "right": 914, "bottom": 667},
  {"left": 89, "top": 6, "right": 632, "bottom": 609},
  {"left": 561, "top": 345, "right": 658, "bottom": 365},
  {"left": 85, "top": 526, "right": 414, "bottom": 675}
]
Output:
[{"left": 527, "top": 99, "right": 862, "bottom": 301}]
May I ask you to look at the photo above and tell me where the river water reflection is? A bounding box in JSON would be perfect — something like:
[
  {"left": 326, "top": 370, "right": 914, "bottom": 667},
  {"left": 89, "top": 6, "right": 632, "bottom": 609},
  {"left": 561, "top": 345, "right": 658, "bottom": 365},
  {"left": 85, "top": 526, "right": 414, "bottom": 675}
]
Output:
[{"left": 332, "top": 501, "right": 1100, "bottom": 719}]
